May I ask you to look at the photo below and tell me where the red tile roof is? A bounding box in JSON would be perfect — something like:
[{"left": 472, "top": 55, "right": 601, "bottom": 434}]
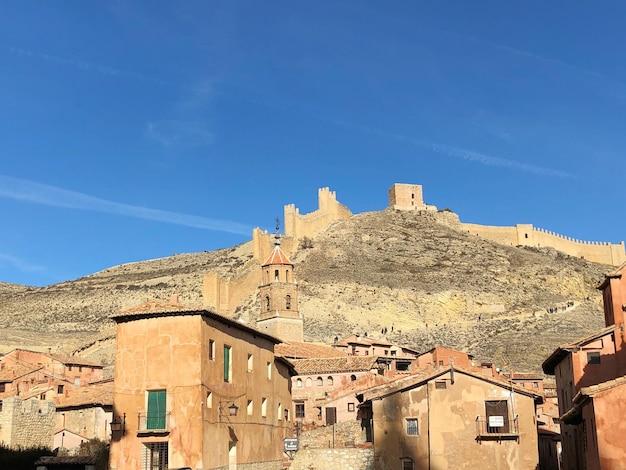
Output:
[
  {"left": 291, "top": 356, "right": 379, "bottom": 374},
  {"left": 262, "top": 245, "right": 292, "bottom": 266},
  {"left": 276, "top": 341, "right": 347, "bottom": 359},
  {"left": 56, "top": 382, "right": 113, "bottom": 409}
]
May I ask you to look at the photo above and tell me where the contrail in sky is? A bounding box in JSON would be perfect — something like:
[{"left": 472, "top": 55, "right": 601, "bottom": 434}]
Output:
[
  {"left": 6, "top": 46, "right": 171, "bottom": 86},
  {"left": 333, "top": 120, "right": 576, "bottom": 179},
  {"left": 0, "top": 175, "right": 253, "bottom": 235},
  {"left": 0, "top": 253, "right": 45, "bottom": 273}
]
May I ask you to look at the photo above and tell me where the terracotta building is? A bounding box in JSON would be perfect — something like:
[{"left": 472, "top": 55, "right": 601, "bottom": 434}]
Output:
[
  {"left": 109, "top": 296, "right": 294, "bottom": 470},
  {"left": 359, "top": 366, "right": 542, "bottom": 470},
  {"left": 542, "top": 261, "right": 626, "bottom": 470},
  {"left": 0, "top": 348, "right": 104, "bottom": 399}
]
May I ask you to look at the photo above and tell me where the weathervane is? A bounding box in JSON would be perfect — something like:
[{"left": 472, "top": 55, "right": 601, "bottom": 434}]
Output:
[{"left": 274, "top": 217, "right": 282, "bottom": 245}]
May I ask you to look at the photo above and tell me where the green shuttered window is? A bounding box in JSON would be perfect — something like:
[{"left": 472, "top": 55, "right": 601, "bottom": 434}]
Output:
[{"left": 147, "top": 390, "right": 166, "bottom": 430}]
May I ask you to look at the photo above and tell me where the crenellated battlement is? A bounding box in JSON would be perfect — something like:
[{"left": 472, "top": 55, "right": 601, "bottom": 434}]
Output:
[{"left": 203, "top": 182, "right": 625, "bottom": 316}]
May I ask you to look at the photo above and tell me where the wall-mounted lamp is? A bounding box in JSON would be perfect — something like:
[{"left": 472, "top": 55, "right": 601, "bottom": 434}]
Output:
[
  {"left": 219, "top": 401, "right": 239, "bottom": 422},
  {"left": 110, "top": 413, "right": 126, "bottom": 433}
]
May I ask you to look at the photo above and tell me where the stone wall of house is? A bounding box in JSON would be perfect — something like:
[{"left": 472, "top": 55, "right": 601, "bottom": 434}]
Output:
[
  {"left": 289, "top": 447, "right": 374, "bottom": 470},
  {"left": 298, "top": 420, "right": 368, "bottom": 448},
  {"left": 212, "top": 461, "right": 283, "bottom": 470},
  {"left": 0, "top": 397, "right": 55, "bottom": 449}
]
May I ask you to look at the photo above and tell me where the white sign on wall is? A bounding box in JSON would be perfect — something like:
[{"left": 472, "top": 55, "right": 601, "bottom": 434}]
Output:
[{"left": 488, "top": 416, "right": 505, "bottom": 427}]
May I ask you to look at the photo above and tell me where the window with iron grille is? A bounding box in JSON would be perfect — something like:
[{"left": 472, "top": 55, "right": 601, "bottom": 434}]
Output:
[
  {"left": 142, "top": 441, "right": 168, "bottom": 470},
  {"left": 295, "top": 402, "right": 305, "bottom": 418},
  {"left": 402, "top": 458, "right": 414, "bottom": 470},
  {"left": 406, "top": 418, "right": 418, "bottom": 435}
]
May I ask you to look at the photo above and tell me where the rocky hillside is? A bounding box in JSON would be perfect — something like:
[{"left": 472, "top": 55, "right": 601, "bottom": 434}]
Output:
[{"left": 0, "top": 207, "right": 612, "bottom": 374}]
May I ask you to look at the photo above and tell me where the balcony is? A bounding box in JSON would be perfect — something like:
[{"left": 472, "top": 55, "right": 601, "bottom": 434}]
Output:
[
  {"left": 475, "top": 416, "right": 519, "bottom": 442},
  {"left": 137, "top": 412, "right": 171, "bottom": 435}
]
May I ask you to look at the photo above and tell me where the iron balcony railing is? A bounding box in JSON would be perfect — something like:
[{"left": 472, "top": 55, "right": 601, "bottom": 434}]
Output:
[
  {"left": 137, "top": 412, "right": 171, "bottom": 433},
  {"left": 475, "top": 416, "right": 519, "bottom": 440}
]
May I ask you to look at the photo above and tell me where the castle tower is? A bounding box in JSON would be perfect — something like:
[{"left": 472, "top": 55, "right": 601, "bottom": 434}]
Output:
[{"left": 256, "top": 232, "right": 304, "bottom": 342}]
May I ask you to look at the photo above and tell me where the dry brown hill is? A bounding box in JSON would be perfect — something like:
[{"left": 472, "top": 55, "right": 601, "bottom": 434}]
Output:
[{"left": 0, "top": 207, "right": 610, "bottom": 374}]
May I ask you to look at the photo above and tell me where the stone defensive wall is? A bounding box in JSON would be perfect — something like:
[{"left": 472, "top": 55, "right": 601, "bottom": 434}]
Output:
[
  {"left": 203, "top": 183, "right": 625, "bottom": 315},
  {"left": 462, "top": 222, "right": 626, "bottom": 266},
  {"left": 204, "top": 188, "right": 351, "bottom": 316}
]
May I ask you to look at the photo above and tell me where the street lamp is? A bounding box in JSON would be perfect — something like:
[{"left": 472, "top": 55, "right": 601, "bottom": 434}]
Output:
[{"left": 110, "top": 413, "right": 126, "bottom": 433}]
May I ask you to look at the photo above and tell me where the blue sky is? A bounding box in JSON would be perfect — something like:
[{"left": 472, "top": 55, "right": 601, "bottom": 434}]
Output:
[{"left": 1, "top": 1, "right": 625, "bottom": 286}]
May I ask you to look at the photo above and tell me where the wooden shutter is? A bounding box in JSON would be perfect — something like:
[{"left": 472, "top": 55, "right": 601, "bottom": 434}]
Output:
[{"left": 147, "top": 390, "right": 166, "bottom": 430}]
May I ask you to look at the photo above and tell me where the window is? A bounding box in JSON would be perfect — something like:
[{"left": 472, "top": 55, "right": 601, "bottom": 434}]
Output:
[
  {"left": 278, "top": 403, "right": 282, "bottom": 420},
  {"left": 247, "top": 354, "right": 254, "bottom": 372},
  {"left": 587, "top": 352, "right": 601, "bottom": 365},
  {"left": 206, "top": 392, "right": 213, "bottom": 408},
  {"left": 147, "top": 390, "right": 166, "bottom": 430},
  {"left": 209, "top": 340, "right": 215, "bottom": 360},
  {"left": 0, "top": 383, "right": 5, "bottom": 393},
  {"left": 295, "top": 402, "right": 305, "bottom": 418},
  {"left": 0, "top": 400, "right": 2, "bottom": 411},
  {"left": 142, "top": 442, "right": 168, "bottom": 470},
  {"left": 296, "top": 378, "right": 302, "bottom": 388},
  {"left": 306, "top": 377, "right": 312, "bottom": 387},
  {"left": 350, "top": 375, "right": 357, "bottom": 382},
  {"left": 224, "top": 346, "right": 232, "bottom": 382},
  {"left": 284, "top": 408, "right": 290, "bottom": 421},
  {"left": 435, "top": 381, "right": 447, "bottom": 389},
  {"left": 247, "top": 400, "right": 253, "bottom": 415},
  {"left": 78, "top": 366, "right": 82, "bottom": 372},
  {"left": 266, "top": 362, "right": 272, "bottom": 379},
  {"left": 274, "top": 269, "right": 279, "bottom": 281},
  {"left": 438, "top": 360, "right": 444, "bottom": 366},
  {"left": 348, "top": 403, "right": 355, "bottom": 412},
  {"left": 402, "top": 458, "right": 414, "bottom": 470},
  {"left": 74, "top": 377, "right": 80, "bottom": 386},
  {"left": 261, "top": 398, "right": 267, "bottom": 417},
  {"left": 265, "top": 295, "right": 270, "bottom": 311},
  {"left": 316, "top": 377, "right": 323, "bottom": 386},
  {"left": 533, "top": 382, "right": 539, "bottom": 388},
  {"left": 327, "top": 376, "right": 334, "bottom": 386},
  {"left": 485, "top": 400, "right": 510, "bottom": 433},
  {"left": 406, "top": 418, "right": 418, "bottom": 435},
  {"left": 391, "top": 350, "right": 397, "bottom": 356},
  {"left": 286, "top": 295, "right": 291, "bottom": 310},
  {"left": 57, "top": 384, "right": 63, "bottom": 394}
]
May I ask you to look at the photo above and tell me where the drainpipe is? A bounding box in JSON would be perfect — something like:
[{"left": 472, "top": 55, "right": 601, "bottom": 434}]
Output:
[{"left": 427, "top": 381, "right": 431, "bottom": 470}]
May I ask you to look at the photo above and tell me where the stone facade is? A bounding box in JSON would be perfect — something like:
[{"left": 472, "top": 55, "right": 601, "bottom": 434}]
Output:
[
  {"left": 289, "top": 447, "right": 374, "bottom": 470},
  {"left": 0, "top": 396, "right": 55, "bottom": 449}
]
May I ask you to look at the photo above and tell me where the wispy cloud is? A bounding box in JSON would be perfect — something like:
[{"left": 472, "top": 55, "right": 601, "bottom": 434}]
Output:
[
  {"left": 145, "top": 120, "right": 215, "bottom": 147},
  {"left": 334, "top": 121, "right": 575, "bottom": 179},
  {"left": 6, "top": 46, "right": 171, "bottom": 86},
  {"left": 0, "top": 175, "right": 252, "bottom": 235},
  {"left": 0, "top": 253, "right": 45, "bottom": 273}
]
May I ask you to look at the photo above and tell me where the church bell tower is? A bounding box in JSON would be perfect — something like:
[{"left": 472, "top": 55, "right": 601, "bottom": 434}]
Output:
[{"left": 256, "top": 228, "right": 303, "bottom": 342}]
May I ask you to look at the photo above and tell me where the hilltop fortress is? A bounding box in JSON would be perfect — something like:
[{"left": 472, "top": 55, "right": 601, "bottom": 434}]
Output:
[{"left": 202, "top": 183, "right": 625, "bottom": 315}]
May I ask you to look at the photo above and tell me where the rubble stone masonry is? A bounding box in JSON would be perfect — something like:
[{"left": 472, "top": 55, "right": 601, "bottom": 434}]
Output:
[{"left": 0, "top": 397, "right": 55, "bottom": 449}]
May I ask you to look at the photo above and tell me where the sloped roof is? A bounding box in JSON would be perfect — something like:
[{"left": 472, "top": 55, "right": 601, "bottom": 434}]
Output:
[
  {"left": 542, "top": 325, "right": 616, "bottom": 374},
  {"left": 597, "top": 261, "right": 626, "bottom": 290},
  {"left": 0, "top": 363, "right": 39, "bottom": 382},
  {"left": 577, "top": 374, "right": 626, "bottom": 399},
  {"left": 262, "top": 244, "right": 292, "bottom": 266},
  {"left": 48, "top": 353, "right": 102, "bottom": 368},
  {"left": 111, "top": 298, "right": 282, "bottom": 344},
  {"left": 291, "top": 356, "right": 379, "bottom": 375},
  {"left": 360, "top": 366, "right": 543, "bottom": 402},
  {"left": 276, "top": 341, "right": 347, "bottom": 359},
  {"left": 56, "top": 382, "right": 113, "bottom": 409}
]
